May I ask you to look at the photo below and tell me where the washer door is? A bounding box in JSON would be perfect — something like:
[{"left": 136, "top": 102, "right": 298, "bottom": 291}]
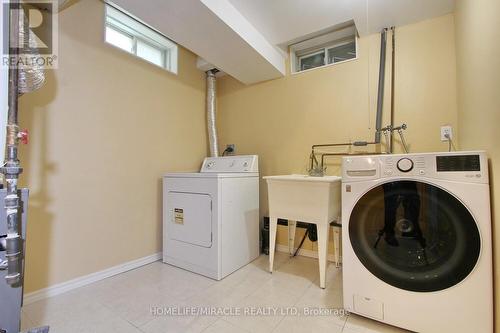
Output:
[{"left": 349, "top": 180, "right": 480, "bottom": 292}]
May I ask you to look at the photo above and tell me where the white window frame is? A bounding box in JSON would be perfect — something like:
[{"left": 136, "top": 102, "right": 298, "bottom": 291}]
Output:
[
  {"left": 104, "top": 3, "right": 178, "bottom": 74},
  {"left": 290, "top": 24, "right": 359, "bottom": 74}
]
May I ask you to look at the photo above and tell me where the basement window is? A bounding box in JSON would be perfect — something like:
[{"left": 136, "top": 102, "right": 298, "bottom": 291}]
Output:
[
  {"left": 105, "top": 4, "right": 178, "bottom": 74},
  {"left": 290, "top": 23, "right": 358, "bottom": 73}
]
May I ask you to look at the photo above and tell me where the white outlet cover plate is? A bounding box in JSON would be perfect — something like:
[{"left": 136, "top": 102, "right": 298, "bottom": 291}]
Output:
[{"left": 441, "top": 126, "right": 453, "bottom": 141}]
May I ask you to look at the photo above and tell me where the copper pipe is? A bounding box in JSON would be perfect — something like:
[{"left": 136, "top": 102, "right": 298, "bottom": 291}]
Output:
[{"left": 312, "top": 141, "right": 377, "bottom": 150}]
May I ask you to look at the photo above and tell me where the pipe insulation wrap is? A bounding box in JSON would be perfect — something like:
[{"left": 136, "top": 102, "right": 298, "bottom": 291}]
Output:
[{"left": 206, "top": 70, "right": 219, "bottom": 157}]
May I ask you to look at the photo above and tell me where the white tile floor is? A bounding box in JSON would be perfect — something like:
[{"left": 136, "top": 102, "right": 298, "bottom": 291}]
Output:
[{"left": 22, "top": 253, "right": 412, "bottom": 333}]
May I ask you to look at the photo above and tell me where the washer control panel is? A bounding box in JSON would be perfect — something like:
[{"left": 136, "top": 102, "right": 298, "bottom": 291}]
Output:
[
  {"left": 382, "top": 155, "right": 426, "bottom": 177},
  {"left": 378, "top": 152, "right": 487, "bottom": 183},
  {"left": 201, "top": 155, "right": 258, "bottom": 173},
  {"left": 343, "top": 152, "right": 488, "bottom": 184}
]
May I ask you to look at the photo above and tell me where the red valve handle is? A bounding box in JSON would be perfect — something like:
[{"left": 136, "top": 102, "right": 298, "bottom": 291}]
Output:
[{"left": 18, "top": 129, "right": 29, "bottom": 145}]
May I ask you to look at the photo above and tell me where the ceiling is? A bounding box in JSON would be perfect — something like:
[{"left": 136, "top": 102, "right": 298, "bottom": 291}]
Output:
[
  {"left": 229, "top": 0, "right": 456, "bottom": 49},
  {"left": 111, "top": 0, "right": 286, "bottom": 84},
  {"left": 110, "top": 0, "right": 455, "bottom": 84}
]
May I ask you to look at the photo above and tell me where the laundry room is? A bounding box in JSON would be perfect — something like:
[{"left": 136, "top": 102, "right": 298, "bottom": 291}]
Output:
[{"left": 0, "top": 0, "right": 498, "bottom": 332}]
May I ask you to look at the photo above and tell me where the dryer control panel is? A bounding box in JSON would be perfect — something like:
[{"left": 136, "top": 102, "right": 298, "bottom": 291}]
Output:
[{"left": 200, "top": 155, "right": 259, "bottom": 173}]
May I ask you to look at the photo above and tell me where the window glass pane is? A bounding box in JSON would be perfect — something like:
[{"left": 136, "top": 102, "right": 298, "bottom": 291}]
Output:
[
  {"left": 300, "top": 51, "right": 325, "bottom": 71},
  {"left": 105, "top": 4, "right": 178, "bottom": 73},
  {"left": 327, "top": 41, "right": 356, "bottom": 64},
  {"left": 105, "top": 26, "right": 133, "bottom": 53},
  {"left": 136, "top": 40, "right": 164, "bottom": 67}
]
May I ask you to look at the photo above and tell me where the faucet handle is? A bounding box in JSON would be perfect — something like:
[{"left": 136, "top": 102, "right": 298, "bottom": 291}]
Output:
[{"left": 18, "top": 129, "right": 29, "bottom": 144}]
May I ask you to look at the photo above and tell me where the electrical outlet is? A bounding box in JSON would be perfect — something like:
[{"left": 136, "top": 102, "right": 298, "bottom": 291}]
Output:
[
  {"left": 225, "top": 144, "right": 235, "bottom": 155},
  {"left": 441, "top": 126, "right": 453, "bottom": 141}
]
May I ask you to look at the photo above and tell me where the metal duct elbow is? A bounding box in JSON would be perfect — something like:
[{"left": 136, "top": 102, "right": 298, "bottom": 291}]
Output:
[
  {"left": 206, "top": 69, "right": 219, "bottom": 157},
  {"left": 18, "top": 17, "right": 45, "bottom": 95}
]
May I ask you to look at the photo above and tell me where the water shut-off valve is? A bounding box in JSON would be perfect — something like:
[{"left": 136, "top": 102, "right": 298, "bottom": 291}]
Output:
[{"left": 18, "top": 129, "right": 29, "bottom": 145}]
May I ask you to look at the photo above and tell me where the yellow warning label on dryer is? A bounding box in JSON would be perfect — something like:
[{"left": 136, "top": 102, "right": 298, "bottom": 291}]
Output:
[{"left": 174, "top": 208, "right": 184, "bottom": 224}]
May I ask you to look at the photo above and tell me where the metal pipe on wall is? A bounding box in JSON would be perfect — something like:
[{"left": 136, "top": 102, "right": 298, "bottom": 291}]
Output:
[
  {"left": 375, "top": 28, "right": 388, "bottom": 144},
  {"left": 389, "top": 26, "right": 396, "bottom": 153},
  {"left": 206, "top": 69, "right": 219, "bottom": 157},
  {"left": 2, "top": 2, "right": 23, "bottom": 286},
  {"left": 0, "top": 2, "right": 9, "bottom": 163}
]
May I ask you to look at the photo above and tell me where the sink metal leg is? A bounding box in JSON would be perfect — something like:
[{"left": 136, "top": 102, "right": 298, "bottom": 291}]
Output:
[
  {"left": 333, "top": 226, "right": 341, "bottom": 267},
  {"left": 288, "top": 220, "right": 296, "bottom": 255},
  {"left": 269, "top": 216, "right": 278, "bottom": 273},
  {"left": 317, "top": 223, "right": 329, "bottom": 289}
]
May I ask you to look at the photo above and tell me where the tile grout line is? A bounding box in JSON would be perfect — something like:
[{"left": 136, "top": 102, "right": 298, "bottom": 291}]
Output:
[
  {"left": 86, "top": 281, "right": 157, "bottom": 330},
  {"left": 22, "top": 254, "right": 303, "bottom": 333},
  {"left": 269, "top": 257, "right": 317, "bottom": 333},
  {"left": 201, "top": 318, "right": 253, "bottom": 333},
  {"left": 215, "top": 254, "right": 293, "bottom": 333},
  {"left": 288, "top": 263, "right": 347, "bottom": 333},
  {"left": 73, "top": 262, "right": 181, "bottom": 332},
  {"left": 129, "top": 258, "right": 277, "bottom": 333}
]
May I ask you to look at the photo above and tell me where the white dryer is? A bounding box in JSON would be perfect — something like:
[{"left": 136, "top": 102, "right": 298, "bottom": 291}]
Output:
[
  {"left": 163, "top": 155, "right": 259, "bottom": 280},
  {"left": 341, "top": 151, "right": 492, "bottom": 333}
]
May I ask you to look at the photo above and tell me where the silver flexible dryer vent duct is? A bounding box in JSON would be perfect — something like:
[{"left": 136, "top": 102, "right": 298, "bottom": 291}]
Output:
[
  {"left": 206, "top": 69, "right": 219, "bottom": 157},
  {"left": 18, "top": 17, "right": 46, "bottom": 94}
]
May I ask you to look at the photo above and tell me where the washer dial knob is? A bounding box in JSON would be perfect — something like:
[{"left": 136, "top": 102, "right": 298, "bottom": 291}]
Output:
[{"left": 397, "top": 158, "right": 414, "bottom": 172}]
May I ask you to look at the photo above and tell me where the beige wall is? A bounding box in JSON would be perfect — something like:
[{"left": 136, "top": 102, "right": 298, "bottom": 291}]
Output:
[
  {"left": 17, "top": 5, "right": 464, "bottom": 295},
  {"left": 19, "top": 0, "right": 208, "bottom": 293},
  {"left": 217, "top": 14, "right": 458, "bottom": 252},
  {"left": 455, "top": 0, "right": 500, "bottom": 330}
]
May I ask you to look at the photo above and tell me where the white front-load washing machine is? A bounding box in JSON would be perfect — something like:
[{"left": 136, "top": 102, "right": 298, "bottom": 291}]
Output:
[
  {"left": 163, "top": 155, "right": 259, "bottom": 280},
  {"left": 341, "top": 151, "right": 492, "bottom": 333}
]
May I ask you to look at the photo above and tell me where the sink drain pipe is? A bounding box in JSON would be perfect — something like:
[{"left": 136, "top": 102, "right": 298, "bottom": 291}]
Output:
[{"left": 206, "top": 69, "right": 219, "bottom": 157}]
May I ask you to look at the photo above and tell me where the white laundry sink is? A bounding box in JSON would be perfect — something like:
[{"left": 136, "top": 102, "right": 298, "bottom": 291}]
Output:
[
  {"left": 264, "top": 174, "right": 341, "bottom": 223},
  {"left": 264, "top": 174, "right": 342, "bottom": 288}
]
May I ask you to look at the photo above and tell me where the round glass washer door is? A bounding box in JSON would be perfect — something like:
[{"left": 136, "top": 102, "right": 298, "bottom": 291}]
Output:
[{"left": 349, "top": 180, "right": 481, "bottom": 292}]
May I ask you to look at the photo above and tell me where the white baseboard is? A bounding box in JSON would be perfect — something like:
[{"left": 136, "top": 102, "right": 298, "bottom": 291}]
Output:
[
  {"left": 23, "top": 252, "right": 162, "bottom": 305},
  {"left": 275, "top": 244, "right": 342, "bottom": 264}
]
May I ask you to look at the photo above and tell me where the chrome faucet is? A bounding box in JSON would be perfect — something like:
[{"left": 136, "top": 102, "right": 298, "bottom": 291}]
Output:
[{"left": 309, "top": 151, "right": 326, "bottom": 177}]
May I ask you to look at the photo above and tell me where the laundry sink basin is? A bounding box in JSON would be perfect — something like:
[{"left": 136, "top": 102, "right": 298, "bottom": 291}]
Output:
[
  {"left": 263, "top": 174, "right": 342, "bottom": 223},
  {"left": 264, "top": 174, "right": 342, "bottom": 288}
]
